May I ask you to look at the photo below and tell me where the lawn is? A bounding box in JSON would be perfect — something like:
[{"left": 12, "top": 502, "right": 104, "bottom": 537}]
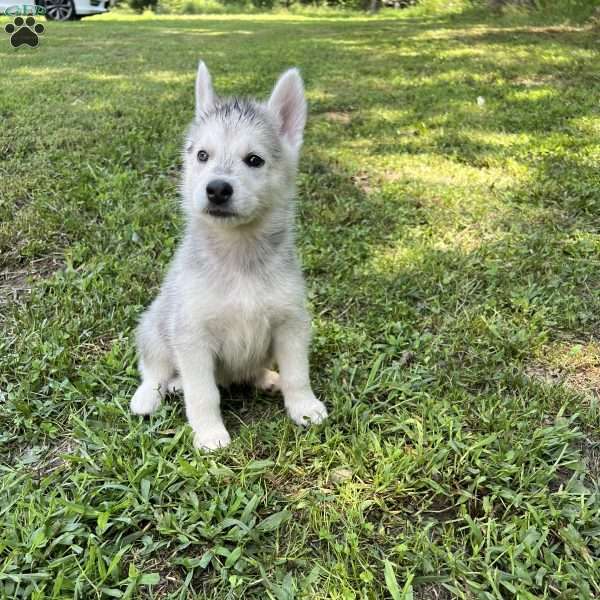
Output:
[{"left": 1, "top": 4, "right": 600, "bottom": 598}]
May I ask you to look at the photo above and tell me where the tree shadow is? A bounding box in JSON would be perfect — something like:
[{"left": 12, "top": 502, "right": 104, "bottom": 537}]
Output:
[{"left": 293, "top": 135, "right": 600, "bottom": 444}]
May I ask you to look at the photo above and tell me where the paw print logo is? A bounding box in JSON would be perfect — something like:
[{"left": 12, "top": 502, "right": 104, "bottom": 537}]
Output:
[{"left": 4, "top": 16, "right": 45, "bottom": 48}]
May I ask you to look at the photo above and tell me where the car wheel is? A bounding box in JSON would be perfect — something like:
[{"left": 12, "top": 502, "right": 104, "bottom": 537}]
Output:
[{"left": 43, "top": 0, "right": 75, "bottom": 20}]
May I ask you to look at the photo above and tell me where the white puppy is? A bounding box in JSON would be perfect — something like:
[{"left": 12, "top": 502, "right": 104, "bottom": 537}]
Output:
[{"left": 130, "top": 62, "right": 327, "bottom": 450}]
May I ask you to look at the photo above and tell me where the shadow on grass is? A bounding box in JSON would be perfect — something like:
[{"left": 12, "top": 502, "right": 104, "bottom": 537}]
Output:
[{"left": 298, "top": 145, "right": 600, "bottom": 437}]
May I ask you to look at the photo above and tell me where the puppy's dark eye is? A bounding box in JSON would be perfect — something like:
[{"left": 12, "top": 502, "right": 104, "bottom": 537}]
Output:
[
  {"left": 244, "top": 154, "right": 265, "bottom": 168},
  {"left": 197, "top": 150, "right": 209, "bottom": 163}
]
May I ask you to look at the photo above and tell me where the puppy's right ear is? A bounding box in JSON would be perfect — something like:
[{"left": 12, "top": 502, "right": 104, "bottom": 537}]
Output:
[
  {"left": 268, "top": 68, "right": 307, "bottom": 151},
  {"left": 195, "top": 61, "right": 215, "bottom": 119}
]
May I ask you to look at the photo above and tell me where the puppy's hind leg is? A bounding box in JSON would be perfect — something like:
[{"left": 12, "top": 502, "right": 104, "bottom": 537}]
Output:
[
  {"left": 255, "top": 368, "right": 281, "bottom": 395},
  {"left": 166, "top": 375, "right": 182, "bottom": 394},
  {"left": 131, "top": 311, "right": 174, "bottom": 416},
  {"left": 131, "top": 358, "right": 172, "bottom": 415}
]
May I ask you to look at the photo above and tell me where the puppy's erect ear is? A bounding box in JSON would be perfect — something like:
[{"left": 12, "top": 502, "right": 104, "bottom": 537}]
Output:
[
  {"left": 268, "top": 68, "right": 307, "bottom": 150},
  {"left": 195, "top": 61, "right": 215, "bottom": 119}
]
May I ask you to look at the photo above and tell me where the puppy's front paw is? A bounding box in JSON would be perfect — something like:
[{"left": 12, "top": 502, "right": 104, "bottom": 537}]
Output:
[
  {"left": 287, "top": 395, "right": 328, "bottom": 427},
  {"left": 193, "top": 425, "right": 231, "bottom": 451},
  {"left": 130, "top": 383, "right": 162, "bottom": 415}
]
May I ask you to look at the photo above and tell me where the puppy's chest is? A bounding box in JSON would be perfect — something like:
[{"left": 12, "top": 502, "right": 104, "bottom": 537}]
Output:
[
  {"left": 205, "top": 281, "right": 279, "bottom": 378},
  {"left": 213, "top": 301, "right": 271, "bottom": 347}
]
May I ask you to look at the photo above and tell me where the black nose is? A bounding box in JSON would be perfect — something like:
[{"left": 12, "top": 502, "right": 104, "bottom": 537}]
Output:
[{"left": 206, "top": 180, "right": 233, "bottom": 206}]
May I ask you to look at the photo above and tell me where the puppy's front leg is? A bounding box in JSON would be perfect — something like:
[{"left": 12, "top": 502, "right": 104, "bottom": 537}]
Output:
[
  {"left": 175, "top": 345, "right": 230, "bottom": 450},
  {"left": 274, "top": 318, "right": 328, "bottom": 427}
]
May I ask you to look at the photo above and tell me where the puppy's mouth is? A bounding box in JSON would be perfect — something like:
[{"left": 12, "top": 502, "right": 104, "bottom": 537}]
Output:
[{"left": 205, "top": 208, "right": 238, "bottom": 219}]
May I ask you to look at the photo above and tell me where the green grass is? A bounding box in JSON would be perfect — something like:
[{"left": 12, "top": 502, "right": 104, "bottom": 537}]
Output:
[{"left": 1, "top": 5, "right": 600, "bottom": 599}]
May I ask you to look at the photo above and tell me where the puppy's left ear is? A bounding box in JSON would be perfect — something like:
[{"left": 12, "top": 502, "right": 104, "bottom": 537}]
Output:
[
  {"left": 195, "top": 60, "right": 215, "bottom": 119},
  {"left": 268, "top": 68, "right": 307, "bottom": 150}
]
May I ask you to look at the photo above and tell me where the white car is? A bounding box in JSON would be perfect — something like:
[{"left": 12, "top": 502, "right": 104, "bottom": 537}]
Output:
[{"left": 0, "top": 0, "right": 113, "bottom": 20}]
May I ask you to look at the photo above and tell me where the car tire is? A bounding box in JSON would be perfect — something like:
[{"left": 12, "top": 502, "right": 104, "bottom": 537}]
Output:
[{"left": 42, "top": 0, "right": 76, "bottom": 20}]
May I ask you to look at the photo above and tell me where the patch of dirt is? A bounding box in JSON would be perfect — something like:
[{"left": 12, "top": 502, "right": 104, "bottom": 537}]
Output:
[
  {"left": 324, "top": 111, "right": 352, "bottom": 124},
  {"left": 525, "top": 364, "right": 563, "bottom": 386},
  {"left": 138, "top": 550, "right": 185, "bottom": 599},
  {"left": 525, "top": 342, "right": 600, "bottom": 400},
  {"left": 581, "top": 436, "right": 600, "bottom": 482},
  {"left": 527, "top": 363, "right": 600, "bottom": 398},
  {"left": 15, "top": 439, "right": 76, "bottom": 476},
  {"left": 526, "top": 342, "right": 600, "bottom": 483},
  {"left": 0, "top": 254, "right": 63, "bottom": 306},
  {"left": 36, "top": 439, "right": 75, "bottom": 477},
  {"left": 352, "top": 171, "right": 373, "bottom": 195},
  {"left": 381, "top": 170, "right": 403, "bottom": 183},
  {"left": 569, "top": 367, "right": 600, "bottom": 397},
  {"left": 415, "top": 585, "right": 452, "bottom": 600},
  {"left": 77, "top": 334, "right": 117, "bottom": 361},
  {"left": 419, "top": 495, "right": 459, "bottom": 523},
  {"left": 513, "top": 74, "right": 555, "bottom": 88}
]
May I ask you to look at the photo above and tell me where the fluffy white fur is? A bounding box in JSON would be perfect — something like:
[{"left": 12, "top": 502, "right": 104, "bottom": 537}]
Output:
[{"left": 130, "top": 61, "right": 327, "bottom": 450}]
